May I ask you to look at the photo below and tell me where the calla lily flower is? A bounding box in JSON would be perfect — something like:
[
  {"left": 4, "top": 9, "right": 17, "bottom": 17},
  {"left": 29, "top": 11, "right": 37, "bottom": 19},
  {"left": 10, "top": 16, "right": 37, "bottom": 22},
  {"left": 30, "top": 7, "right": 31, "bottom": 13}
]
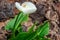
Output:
[{"left": 15, "top": 2, "right": 37, "bottom": 14}]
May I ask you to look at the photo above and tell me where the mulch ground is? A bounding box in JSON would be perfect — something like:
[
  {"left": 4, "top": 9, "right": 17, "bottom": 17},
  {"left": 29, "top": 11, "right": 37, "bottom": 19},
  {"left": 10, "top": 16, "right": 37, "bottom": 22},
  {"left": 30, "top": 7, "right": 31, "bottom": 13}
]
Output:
[{"left": 0, "top": 0, "right": 60, "bottom": 40}]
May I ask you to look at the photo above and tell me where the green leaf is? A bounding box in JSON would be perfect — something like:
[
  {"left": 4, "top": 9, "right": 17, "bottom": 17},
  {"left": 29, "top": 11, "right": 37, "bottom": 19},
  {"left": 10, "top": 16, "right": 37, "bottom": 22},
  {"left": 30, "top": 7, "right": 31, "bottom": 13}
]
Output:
[
  {"left": 15, "top": 32, "right": 28, "bottom": 40},
  {"left": 13, "top": 12, "right": 29, "bottom": 32},
  {"left": 14, "top": 12, "right": 23, "bottom": 26},
  {"left": 27, "top": 21, "right": 49, "bottom": 40},
  {"left": 36, "top": 21, "right": 49, "bottom": 37},
  {"left": 12, "top": 12, "right": 23, "bottom": 31},
  {"left": 15, "top": 31, "right": 36, "bottom": 40},
  {"left": 26, "top": 32, "right": 37, "bottom": 40},
  {"left": 5, "top": 15, "right": 17, "bottom": 30}
]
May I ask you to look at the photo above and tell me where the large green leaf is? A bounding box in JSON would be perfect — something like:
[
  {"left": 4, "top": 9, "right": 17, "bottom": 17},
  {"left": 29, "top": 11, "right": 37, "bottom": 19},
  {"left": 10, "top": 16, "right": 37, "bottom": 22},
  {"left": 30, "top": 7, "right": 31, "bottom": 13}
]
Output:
[
  {"left": 15, "top": 32, "right": 37, "bottom": 40},
  {"left": 13, "top": 12, "right": 29, "bottom": 32},
  {"left": 27, "top": 21, "right": 49, "bottom": 40},
  {"left": 36, "top": 21, "right": 49, "bottom": 37},
  {"left": 5, "top": 15, "right": 17, "bottom": 30},
  {"left": 26, "top": 32, "right": 37, "bottom": 40},
  {"left": 15, "top": 32, "right": 28, "bottom": 40}
]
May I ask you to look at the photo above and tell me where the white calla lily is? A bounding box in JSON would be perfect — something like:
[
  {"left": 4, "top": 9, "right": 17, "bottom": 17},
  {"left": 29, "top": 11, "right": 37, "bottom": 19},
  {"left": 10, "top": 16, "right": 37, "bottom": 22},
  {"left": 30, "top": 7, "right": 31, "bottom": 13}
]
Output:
[{"left": 15, "top": 2, "right": 37, "bottom": 14}]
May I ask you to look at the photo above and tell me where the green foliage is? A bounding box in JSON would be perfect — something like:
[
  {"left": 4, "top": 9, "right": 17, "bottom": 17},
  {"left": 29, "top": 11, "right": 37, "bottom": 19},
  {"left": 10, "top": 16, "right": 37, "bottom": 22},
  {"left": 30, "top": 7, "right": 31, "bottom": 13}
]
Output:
[
  {"left": 5, "top": 12, "right": 50, "bottom": 40},
  {"left": 36, "top": 21, "right": 49, "bottom": 37}
]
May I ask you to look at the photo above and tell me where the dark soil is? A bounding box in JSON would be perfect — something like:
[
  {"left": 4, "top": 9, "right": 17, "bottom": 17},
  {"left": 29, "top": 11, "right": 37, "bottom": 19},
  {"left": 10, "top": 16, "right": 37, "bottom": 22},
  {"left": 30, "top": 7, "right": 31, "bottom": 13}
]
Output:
[{"left": 0, "top": 0, "right": 60, "bottom": 40}]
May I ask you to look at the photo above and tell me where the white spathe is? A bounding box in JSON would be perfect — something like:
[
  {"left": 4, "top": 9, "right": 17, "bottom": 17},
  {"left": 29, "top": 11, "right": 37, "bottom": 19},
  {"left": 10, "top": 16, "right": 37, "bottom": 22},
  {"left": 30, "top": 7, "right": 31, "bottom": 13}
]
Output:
[{"left": 15, "top": 2, "right": 37, "bottom": 14}]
